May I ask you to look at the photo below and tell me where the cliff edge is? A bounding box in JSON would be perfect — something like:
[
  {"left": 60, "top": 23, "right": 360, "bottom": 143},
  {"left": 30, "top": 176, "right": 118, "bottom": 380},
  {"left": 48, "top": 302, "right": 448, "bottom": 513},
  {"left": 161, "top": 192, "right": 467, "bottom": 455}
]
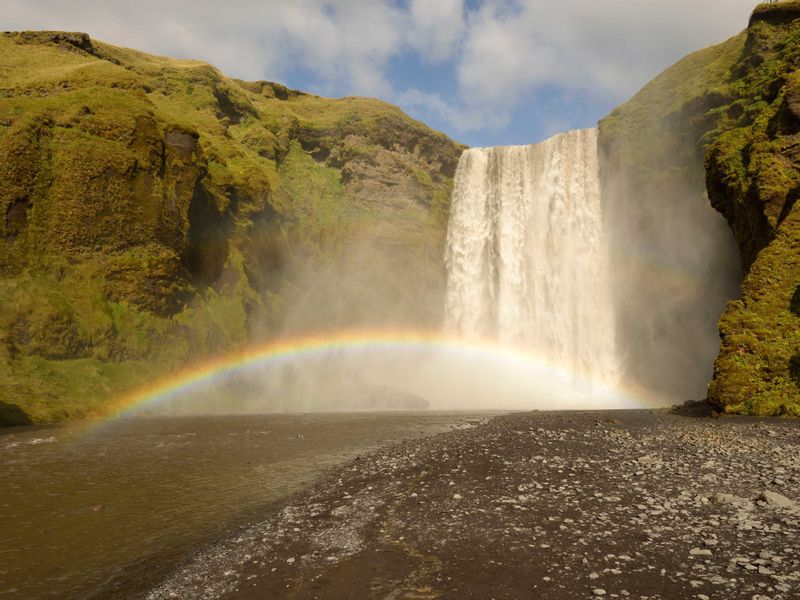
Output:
[{"left": 705, "top": 3, "right": 800, "bottom": 414}]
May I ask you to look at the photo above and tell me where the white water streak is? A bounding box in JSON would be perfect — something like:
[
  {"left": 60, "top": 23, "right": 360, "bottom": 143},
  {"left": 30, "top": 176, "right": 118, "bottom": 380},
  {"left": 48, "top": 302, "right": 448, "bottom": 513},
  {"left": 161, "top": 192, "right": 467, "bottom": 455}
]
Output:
[{"left": 445, "top": 128, "right": 620, "bottom": 387}]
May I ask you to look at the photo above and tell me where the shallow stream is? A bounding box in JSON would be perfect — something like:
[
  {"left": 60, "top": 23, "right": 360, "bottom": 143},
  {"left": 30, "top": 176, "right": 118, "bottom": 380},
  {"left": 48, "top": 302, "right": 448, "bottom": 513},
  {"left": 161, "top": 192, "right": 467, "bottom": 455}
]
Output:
[{"left": 0, "top": 412, "right": 488, "bottom": 599}]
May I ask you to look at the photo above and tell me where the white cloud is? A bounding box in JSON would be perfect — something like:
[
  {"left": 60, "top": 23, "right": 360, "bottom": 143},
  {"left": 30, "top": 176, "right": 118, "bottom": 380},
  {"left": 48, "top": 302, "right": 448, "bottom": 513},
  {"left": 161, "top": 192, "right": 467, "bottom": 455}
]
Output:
[
  {"left": 264, "top": 0, "right": 407, "bottom": 96},
  {"left": 444, "top": 0, "right": 757, "bottom": 132},
  {"left": 397, "top": 87, "right": 511, "bottom": 133},
  {"left": 2, "top": 0, "right": 760, "bottom": 138},
  {"left": 407, "top": 0, "right": 465, "bottom": 62},
  {"left": 398, "top": 0, "right": 754, "bottom": 132}
]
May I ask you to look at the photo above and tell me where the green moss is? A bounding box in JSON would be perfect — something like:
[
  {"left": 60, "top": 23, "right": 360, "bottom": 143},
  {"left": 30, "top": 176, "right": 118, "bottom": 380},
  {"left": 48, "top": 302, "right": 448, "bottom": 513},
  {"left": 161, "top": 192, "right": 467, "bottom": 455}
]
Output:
[
  {"left": 277, "top": 140, "right": 353, "bottom": 248},
  {"left": 0, "top": 355, "right": 169, "bottom": 423},
  {"left": 698, "top": 11, "right": 800, "bottom": 414},
  {"left": 710, "top": 203, "right": 800, "bottom": 414}
]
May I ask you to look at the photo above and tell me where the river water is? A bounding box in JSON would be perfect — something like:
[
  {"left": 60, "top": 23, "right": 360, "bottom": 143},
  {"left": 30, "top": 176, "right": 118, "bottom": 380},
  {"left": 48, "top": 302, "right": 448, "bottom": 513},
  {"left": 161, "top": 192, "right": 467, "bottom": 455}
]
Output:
[{"left": 0, "top": 412, "right": 488, "bottom": 599}]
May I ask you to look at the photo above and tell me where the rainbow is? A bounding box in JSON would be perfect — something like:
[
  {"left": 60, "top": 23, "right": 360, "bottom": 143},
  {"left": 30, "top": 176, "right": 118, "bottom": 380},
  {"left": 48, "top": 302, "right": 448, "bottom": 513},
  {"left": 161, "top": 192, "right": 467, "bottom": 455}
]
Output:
[{"left": 95, "top": 328, "right": 657, "bottom": 426}]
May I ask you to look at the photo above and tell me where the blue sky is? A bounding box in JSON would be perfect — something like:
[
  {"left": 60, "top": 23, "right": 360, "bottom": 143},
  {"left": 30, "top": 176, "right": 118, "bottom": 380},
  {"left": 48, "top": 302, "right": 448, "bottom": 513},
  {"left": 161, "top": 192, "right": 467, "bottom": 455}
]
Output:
[{"left": 6, "top": 0, "right": 759, "bottom": 147}]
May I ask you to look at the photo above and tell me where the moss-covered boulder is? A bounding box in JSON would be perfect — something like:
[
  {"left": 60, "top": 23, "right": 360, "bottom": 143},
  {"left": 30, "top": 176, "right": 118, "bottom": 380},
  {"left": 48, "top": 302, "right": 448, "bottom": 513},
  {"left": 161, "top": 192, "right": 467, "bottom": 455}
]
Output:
[{"left": 0, "top": 31, "right": 463, "bottom": 424}]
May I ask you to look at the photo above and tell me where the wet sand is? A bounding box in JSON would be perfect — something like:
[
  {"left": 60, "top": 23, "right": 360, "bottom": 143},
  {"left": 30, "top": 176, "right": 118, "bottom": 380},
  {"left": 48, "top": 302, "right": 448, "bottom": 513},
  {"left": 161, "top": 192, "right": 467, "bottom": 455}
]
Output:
[{"left": 145, "top": 410, "right": 800, "bottom": 600}]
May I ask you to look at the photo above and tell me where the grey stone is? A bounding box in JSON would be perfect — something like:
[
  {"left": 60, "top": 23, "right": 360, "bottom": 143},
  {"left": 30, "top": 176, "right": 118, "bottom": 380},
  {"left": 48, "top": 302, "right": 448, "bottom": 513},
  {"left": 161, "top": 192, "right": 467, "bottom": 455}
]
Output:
[{"left": 757, "top": 490, "right": 797, "bottom": 510}]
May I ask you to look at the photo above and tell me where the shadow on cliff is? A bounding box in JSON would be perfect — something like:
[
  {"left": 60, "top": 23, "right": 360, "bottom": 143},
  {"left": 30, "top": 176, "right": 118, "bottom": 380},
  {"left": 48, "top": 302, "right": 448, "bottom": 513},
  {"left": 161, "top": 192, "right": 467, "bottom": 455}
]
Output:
[
  {"left": 791, "top": 286, "right": 800, "bottom": 390},
  {"left": 790, "top": 352, "right": 800, "bottom": 390},
  {"left": 0, "top": 402, "right": 33, "bottom": 427}
]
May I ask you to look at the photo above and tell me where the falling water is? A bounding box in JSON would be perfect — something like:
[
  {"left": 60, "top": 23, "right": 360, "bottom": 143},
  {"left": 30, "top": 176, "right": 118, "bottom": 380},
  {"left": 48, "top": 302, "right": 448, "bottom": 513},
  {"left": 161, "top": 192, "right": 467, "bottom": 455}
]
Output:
[{"left": 445, "top": 128, "right": 619, "bottom": 387}]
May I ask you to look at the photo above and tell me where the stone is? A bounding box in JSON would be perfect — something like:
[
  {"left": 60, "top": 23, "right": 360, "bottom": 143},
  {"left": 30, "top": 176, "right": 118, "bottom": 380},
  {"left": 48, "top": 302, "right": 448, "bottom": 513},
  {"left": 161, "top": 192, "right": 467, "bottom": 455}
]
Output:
[
  {"left": 757, "top": 491, "right": 797, "bottom": 510},
  {"left": 712, "top": 493, "right": 750, "bottom": 507}
]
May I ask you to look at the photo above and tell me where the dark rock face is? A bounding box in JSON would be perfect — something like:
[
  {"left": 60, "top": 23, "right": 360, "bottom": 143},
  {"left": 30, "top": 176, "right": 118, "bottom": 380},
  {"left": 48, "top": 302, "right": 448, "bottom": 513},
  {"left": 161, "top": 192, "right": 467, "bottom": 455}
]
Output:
[
  {"left": 750, "top": 1, "right": 800, "bottom": 27},
  {"left": 0, "top": 401, "right": 32, "bottom": 426},
  {"left": 10, "top": 31, "right": 97, "bottom": 56},
  {"left": 4, "top": 198, "right": 31, "bottom": 243}
]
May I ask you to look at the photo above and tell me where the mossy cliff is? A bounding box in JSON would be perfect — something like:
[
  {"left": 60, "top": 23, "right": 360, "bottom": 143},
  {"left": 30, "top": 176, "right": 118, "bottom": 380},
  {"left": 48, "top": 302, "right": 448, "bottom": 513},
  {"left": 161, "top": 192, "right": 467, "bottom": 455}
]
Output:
[
  {"left": 600, "top": 3, "right": 800, "bottom": 415},
  {"left": 0, "top": 32, "right": 463, "bottom": 424},
  {"left": 705, "top": 3, "right": 800, "bottom": 415}
]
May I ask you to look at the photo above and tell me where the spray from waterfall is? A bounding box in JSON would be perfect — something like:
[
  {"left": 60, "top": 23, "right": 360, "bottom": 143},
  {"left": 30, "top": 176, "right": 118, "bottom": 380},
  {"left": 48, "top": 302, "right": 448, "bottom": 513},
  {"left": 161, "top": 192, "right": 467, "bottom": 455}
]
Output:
[
  {"left": 136, "top": 128, "right": 644, "bottom": 416},
  {"left": 445, "top": 128, "right": 620, "bottom": 389}
]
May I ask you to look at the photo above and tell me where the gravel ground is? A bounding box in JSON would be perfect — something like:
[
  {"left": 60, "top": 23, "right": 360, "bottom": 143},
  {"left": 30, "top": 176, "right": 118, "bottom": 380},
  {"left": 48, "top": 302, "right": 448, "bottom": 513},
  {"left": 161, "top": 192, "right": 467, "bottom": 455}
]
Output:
[{"left": 144, "top": 410, "right": 800, "bottom": 600}]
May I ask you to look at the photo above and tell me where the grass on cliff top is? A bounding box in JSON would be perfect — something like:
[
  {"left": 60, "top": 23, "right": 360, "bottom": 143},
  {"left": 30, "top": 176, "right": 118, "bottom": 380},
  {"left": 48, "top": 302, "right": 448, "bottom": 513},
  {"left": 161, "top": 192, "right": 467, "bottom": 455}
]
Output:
[
  {"left": 0, "top": 31, "right": 454, "bottom": 214},
  {"left": 599, "top": 32, "right": 745, "bottom": 170}
]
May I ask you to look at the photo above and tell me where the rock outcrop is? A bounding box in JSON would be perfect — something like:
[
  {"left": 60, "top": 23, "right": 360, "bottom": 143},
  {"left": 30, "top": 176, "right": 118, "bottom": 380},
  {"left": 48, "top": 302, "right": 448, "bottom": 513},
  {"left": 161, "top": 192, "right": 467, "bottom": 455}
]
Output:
[
  {"left": 0, "top": 31, "right": 463, "bottom": 423},
  {"left": 705, "top": 3, "right": 800, "bottom": 415}
]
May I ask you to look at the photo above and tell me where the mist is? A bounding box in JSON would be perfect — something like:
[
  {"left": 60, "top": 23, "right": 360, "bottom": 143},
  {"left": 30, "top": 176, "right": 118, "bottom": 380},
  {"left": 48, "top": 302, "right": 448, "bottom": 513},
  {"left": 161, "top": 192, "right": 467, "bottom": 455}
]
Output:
[
  {"left": 138, "top": 122, "right": 741, "bottom": 417},
  {"left": 599, "top": 138, "right": 742, "bottom": 404},
  {"left": 131, "top": 343, "right": 642, "bottom": 418},
  {"left": 137, "top": 188, "right": 641, "bottom": 417}
]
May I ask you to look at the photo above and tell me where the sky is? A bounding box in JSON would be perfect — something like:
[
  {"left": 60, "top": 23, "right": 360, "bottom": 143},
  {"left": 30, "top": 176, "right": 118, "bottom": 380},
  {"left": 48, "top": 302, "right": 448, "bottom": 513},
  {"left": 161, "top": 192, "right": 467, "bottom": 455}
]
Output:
[{"left": 4, "top": 0, "right": 758, "bottom": 147}]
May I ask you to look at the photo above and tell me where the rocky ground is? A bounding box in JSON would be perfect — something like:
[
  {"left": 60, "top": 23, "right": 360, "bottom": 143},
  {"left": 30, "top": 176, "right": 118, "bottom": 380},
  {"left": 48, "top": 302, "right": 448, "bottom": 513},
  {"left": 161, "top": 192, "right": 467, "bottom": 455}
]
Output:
[{"left": 144, "top": 410, "right": 800, "bottom": 600}]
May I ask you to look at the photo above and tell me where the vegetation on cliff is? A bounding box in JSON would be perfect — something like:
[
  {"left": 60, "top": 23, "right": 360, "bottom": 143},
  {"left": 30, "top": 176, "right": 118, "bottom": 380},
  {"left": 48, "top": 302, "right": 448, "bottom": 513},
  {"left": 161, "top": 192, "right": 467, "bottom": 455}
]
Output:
[
  {"left": 0, "top": 31, "right": 463, "bottom": 424},
  {"left": 705, "top": 2, "right": 800, "bottom": 415},
  {"left": 600, "top": 3, "right": 800, "bottom": 415}
]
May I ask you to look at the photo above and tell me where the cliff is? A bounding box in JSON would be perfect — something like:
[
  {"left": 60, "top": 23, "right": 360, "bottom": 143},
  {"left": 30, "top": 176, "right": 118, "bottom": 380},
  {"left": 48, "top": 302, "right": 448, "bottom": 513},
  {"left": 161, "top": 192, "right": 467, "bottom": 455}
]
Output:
[
  {"left": 0, "top": 32, "right": 464, "bottom": 424},
  {"left": 705, "top": 2, "right": 800, "bottom": 414},
  {"left": 600, "top": 2, "right": 800, "bottom": 415}
]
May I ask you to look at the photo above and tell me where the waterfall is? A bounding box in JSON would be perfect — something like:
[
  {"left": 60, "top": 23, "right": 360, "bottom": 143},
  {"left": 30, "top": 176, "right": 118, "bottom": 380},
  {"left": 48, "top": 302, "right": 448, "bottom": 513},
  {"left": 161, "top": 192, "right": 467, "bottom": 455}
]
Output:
[{"left": 445, "top": 128, "right": 619, "bottom": 387}]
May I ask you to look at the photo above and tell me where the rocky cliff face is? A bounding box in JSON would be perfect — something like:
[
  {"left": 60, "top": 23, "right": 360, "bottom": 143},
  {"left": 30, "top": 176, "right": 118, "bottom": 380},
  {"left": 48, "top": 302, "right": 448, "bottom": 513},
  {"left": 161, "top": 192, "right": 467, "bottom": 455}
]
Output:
[
  {"left": 705, "top": 3, "right": 800, "bottom": 415},
  {"left": 0, "top": 32, "right": 463, "bottom": 424},
  {"left": 601, "top": 2, "right": 800, "bottom": 415}
]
